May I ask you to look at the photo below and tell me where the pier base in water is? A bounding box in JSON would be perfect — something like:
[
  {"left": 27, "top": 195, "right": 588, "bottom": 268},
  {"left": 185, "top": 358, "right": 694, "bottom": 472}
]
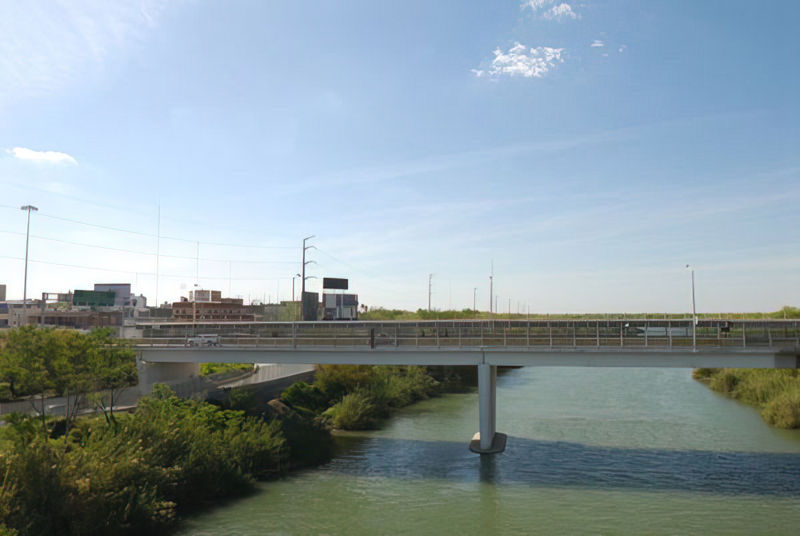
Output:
[
  {"left": 469, "top": 431, "right": 507, "bottom": 454},
  {"left": 470, "top": 363, "right": 506, "bottom": 454}
]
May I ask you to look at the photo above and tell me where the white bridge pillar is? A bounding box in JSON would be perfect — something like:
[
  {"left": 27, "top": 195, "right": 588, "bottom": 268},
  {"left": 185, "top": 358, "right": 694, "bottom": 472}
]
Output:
[
  {"left": 470, "top": 363, "right": 507, "bottom": 454},
  {"left": 136, "top": 354, "right": 201, "bottom": 395}
]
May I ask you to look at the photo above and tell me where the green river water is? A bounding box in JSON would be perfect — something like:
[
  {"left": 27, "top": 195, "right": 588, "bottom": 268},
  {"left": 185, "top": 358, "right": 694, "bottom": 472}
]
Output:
[{"left": 177, "top": 367, "right": 800, "bottom": 535}]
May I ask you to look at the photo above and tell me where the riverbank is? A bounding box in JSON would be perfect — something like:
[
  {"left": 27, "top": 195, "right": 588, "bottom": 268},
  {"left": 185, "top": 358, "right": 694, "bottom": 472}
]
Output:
[
  {"left": 0, "top": 364, "right": 475, "bottom": 535},
  {"left": 694, "top": 368, "right": 800, "bottom": 428},
  {"left": 175, "top": 367, "right": 800, "bottom": 536}
]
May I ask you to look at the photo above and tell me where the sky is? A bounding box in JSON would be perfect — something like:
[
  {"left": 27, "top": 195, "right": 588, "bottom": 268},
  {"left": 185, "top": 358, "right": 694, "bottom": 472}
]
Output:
[{"left": 0, "top": 0, "right": 798, "bottom": 313}]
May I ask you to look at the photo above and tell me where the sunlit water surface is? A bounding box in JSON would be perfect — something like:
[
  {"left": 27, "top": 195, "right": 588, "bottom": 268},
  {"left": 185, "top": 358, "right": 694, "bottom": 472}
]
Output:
[{"left": 177, "top": 368, "right": 800, "bottom": 535}]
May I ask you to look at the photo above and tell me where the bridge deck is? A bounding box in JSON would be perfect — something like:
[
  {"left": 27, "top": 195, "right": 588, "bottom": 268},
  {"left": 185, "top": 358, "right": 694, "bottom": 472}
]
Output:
[{"left": 134, "top": 319, "right": 800, "bottom": 369}]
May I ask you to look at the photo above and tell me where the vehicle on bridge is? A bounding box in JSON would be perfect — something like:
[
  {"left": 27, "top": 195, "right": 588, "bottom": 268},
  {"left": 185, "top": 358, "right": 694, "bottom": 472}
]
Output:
[{"left": 185, "top": 334, "right": 221, "bottom": 347}]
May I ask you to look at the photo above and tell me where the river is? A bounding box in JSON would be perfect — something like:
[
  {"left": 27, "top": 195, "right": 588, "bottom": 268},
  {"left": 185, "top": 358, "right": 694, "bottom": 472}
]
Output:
[{"left": 177, "top": 367, "right": 800, "bottom": 535}]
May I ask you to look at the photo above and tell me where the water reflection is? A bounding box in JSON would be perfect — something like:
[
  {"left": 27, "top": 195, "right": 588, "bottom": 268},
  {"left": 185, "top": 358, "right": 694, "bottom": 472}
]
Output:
[{"left": 329, "top": 435, "right": 800, "bottom": 496}]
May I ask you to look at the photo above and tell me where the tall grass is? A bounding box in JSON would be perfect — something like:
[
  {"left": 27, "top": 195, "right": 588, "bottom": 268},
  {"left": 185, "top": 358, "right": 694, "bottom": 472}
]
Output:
[{"left": 694, "top": 368, "right": 800, "bottom": 428}]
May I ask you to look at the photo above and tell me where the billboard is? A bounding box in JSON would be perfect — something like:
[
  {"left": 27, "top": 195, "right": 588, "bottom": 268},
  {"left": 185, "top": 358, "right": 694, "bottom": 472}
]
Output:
[
  {"left": 73, "top": 290, "right": 116, "bottom": 307},
  {"left": 323, "top": 277, "right": 348, "bottom": 290}
]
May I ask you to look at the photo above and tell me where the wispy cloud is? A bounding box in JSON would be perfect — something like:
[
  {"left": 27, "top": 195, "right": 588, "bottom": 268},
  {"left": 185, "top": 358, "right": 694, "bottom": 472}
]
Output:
[
  {"left": 523, "top": 1, "right": 579, "bottom": 21},
  {"left": 542, "top": 3, "right": 579, "bottom": 21},
  {"left": 590, "top": 40, "right": 605, "bottom": 48},
  {"left": 0, "top": 1, "right": 173, "bottom": 105},
  {"left": 473, "top": 43, "right": 564, "bottom": 79},
  {"left": 6, "top": 147, "right": 78, "bottom": 165}
]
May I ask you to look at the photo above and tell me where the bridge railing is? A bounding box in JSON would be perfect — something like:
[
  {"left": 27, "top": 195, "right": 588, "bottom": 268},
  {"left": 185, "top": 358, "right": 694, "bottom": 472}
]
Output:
[{"left": 132, "top": 319, "right": 800, "bottom": 352}]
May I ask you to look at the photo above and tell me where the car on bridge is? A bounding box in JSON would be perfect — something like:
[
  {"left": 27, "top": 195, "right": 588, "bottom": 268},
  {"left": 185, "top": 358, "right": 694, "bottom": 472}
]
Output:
[{"left": 185, "top": 334, "right": 221, "bottom": 347}]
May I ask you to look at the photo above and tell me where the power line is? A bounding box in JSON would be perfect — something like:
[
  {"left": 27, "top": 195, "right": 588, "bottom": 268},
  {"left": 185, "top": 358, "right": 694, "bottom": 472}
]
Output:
[
  {"left": 0, "top": 229, "right": 297, "bottom": 263},
  {"left": 0, "top": 254, "right": 294, "bottom": 281},
  {"left": 37, "top": 212, "right": 154, "bottom": 238},
  {"left": 0, "top": 206, "right": 297, "bottom": 250}
]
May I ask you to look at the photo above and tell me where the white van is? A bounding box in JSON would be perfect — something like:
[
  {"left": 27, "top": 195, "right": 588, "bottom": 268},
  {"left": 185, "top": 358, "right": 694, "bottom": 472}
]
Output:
[{"left": 185, "top": 334, "right": 221, "bottom": 347}]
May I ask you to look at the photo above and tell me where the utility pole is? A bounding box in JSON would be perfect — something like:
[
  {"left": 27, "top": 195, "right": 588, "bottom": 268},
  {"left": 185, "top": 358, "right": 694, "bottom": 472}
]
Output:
[
  {"left": 20, "top": 205, "right": 38, "bottom": 308},
  {"left": 686, "top": 264, "right": 697, "bottom": 349},
  {"left": 489, "top": 261, "right": 494, "bottom": 314},
  {"left": 301, "top": 236, "right": 316, "bottom": 294},
  {"left": 155, "top": 203, "right": 160, "bottom": 306},
  {"left": 427, "top": 273, "right": 433, "bottom": 311},
  {"left": 473, "top": 287, "right": 477, "bottom": 312}
]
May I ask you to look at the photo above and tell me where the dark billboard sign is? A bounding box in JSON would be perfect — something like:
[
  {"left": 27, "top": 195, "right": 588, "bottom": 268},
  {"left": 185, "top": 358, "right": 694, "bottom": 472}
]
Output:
[{"left": 323, "top": 277, "right": 348, "bottom": 290}]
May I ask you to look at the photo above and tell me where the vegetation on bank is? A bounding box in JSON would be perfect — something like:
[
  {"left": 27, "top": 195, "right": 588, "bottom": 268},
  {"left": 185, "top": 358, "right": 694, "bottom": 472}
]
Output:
[
  {"left": 199, "top": 362, "right": 254, "bottom": 376},
  {"left": 694, "top": 368, "right": 800, "bottom": 429},
  {"left": 280, "top": 364, "right": 476, "bottom": 430},
  {"left": 0, "top": 385, "right": 303, "bottom": 536},
  {"left": 360, "top": 305, "right": 800, "bottom": 321}
]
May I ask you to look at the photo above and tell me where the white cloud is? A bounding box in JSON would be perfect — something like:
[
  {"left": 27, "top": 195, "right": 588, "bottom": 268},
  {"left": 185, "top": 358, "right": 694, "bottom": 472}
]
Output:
[
  {"left": 7, "top": 147, "right": 78, "bottom": 165},
  {"left": 543, "top": 3, "right": 579, "bottom": 21},
  {"left": 619, "top": 45, "right": 627, "bottom": 53},
  {"left": 591, "top": 40, "right": 605, "bottom": 48},
  {"left": 523, "top": 0, "right": 553, "bottom": 9},
  {"left": 474, "top": 43, "right": 565, "bottom": 79},
  {"left": 523, "top": 1, "right": 579, "bottom": 20},
  {"left": 0, "top": 1, "right": 174, "bottom": 105}
]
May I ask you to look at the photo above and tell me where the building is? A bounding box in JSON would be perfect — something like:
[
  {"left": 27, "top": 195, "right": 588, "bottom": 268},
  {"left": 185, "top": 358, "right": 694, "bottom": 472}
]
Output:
[
  {"left": 2, "top": 300, "right": 45, "bottom": 327},
  {"left": 190, "top": 289, "right": 222, "bottom": 302},
  {"left": 27, "top": 309, "right": 123, "bottom": 330},
  {"left": 172, "top": 291, "right": 254, "bottom": 322},
  {"left": 94, "top": 283, "right": 133, "bottom": 307},
  {"left": 323, "top": 293, "right": 358, "bottom": 320},
  {"left": 0, "top": 284, "right": 6, "bottom": 301}
]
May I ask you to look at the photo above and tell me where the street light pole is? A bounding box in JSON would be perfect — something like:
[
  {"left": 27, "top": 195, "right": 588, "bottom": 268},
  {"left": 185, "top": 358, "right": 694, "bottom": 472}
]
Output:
[
  {"left": 489, "top": 261, "right": 494, "bottom": 314},
  {"left": 20, "top": 205, "right": 38, "bottom": 306},
  {"left": 686, "top": 264, "right": 697, "bottom": 349},
  {"left": 473, "top": 287, "right": 477, "bottom": 312},
  {"left": 427, "top": 273, "right": 433, "bottom": 311}
]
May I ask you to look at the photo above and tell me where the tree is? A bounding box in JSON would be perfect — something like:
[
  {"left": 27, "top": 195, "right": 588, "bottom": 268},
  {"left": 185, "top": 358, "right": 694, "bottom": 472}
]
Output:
[{"left": 86, "top": 328, "right": 137, "bottom": 426}]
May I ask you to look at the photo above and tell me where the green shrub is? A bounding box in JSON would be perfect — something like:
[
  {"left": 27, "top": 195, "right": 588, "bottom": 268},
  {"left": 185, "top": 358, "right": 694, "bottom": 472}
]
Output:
[
  {"left": 0, "top": 383, "right": 13, "bottom": 402},
  {"left": 761, "top": 390, "right": 800, "bottom": 429},
  {"left": 280, "top": 381, "right": 329, "bottom": 413},
  {"left": 200, "top": 362, "right": 254, "bottom": 376},
  {"left": 708, "top": 369, "right": 740, "bottom": 394},
  {"left": 692, "top": 368, "right": 718, "bottom": 380},
  {"left": 323, "top": 391, "right": 378, "bottom": 430}
]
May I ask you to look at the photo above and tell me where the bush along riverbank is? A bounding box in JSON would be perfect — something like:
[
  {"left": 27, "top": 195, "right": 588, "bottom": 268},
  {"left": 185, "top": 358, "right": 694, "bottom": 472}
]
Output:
[
  {"left": 694, "top": 368, "right": 800, "bottom": 428},
  {"left": 0, "top": 385, "right": 308, "bottom": 536},
  {"left": 0, "top": 365, "right": 475, "bottom": 535},
  {"left": 278, "top": 365, "right": 477, "bottom": 431}
]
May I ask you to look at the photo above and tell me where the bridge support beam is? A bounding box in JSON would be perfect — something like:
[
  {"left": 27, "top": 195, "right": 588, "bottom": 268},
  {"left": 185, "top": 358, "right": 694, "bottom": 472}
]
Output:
[
  {"left": 470, "top": 363, "right": 506, "bottom": 454},
  {"left": 136, "top": 355, "right": 200, "bottom": 395}
]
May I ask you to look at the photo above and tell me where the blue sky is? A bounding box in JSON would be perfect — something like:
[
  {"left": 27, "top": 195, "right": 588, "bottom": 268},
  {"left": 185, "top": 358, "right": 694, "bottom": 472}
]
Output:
[{"left": 1, "top": 0, "right": 798, "bottom": 313}]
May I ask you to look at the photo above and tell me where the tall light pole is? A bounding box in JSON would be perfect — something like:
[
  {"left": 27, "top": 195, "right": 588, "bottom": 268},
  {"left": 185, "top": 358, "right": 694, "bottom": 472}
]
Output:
[
  {"left": 427, "top": 273, "right": 433, "bottom": 311},
  {"left": 489, "top": 261, "right": 494, "bottom": 314},
  {"left": 473, "top": 287, "right": 477, "bottom": 312},
  {"left": 301, "top": 235, "right": 315, "bottom": 294},
  {"left": 20, "top": 205, "right": 38, "bottom": 306},
  {"left": 292, "top": 273, "right": 302, "bottom": 301},
  {"left": 686, "top": 264, "right": 697, "bottom": 349}
]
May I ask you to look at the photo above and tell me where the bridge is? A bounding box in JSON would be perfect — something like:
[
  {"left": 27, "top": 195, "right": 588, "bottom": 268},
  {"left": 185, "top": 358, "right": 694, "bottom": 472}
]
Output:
[{"left": 134, "top": 318, "right": 800, "bottom": 454}]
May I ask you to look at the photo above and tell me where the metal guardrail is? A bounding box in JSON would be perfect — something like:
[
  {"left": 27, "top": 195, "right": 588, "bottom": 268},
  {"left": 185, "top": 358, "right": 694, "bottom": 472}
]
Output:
[{"left": 132, "top": 319, "right": 800, "bottom": 351}]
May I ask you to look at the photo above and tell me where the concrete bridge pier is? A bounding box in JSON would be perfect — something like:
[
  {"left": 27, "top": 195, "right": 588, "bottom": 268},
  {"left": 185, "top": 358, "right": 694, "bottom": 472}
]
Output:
[
  {"left": 136, "top": 355, "right": 200, "bottom": 395},
  {"left": 470, "top": 363, "right": 507, "bottom": 454}
]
